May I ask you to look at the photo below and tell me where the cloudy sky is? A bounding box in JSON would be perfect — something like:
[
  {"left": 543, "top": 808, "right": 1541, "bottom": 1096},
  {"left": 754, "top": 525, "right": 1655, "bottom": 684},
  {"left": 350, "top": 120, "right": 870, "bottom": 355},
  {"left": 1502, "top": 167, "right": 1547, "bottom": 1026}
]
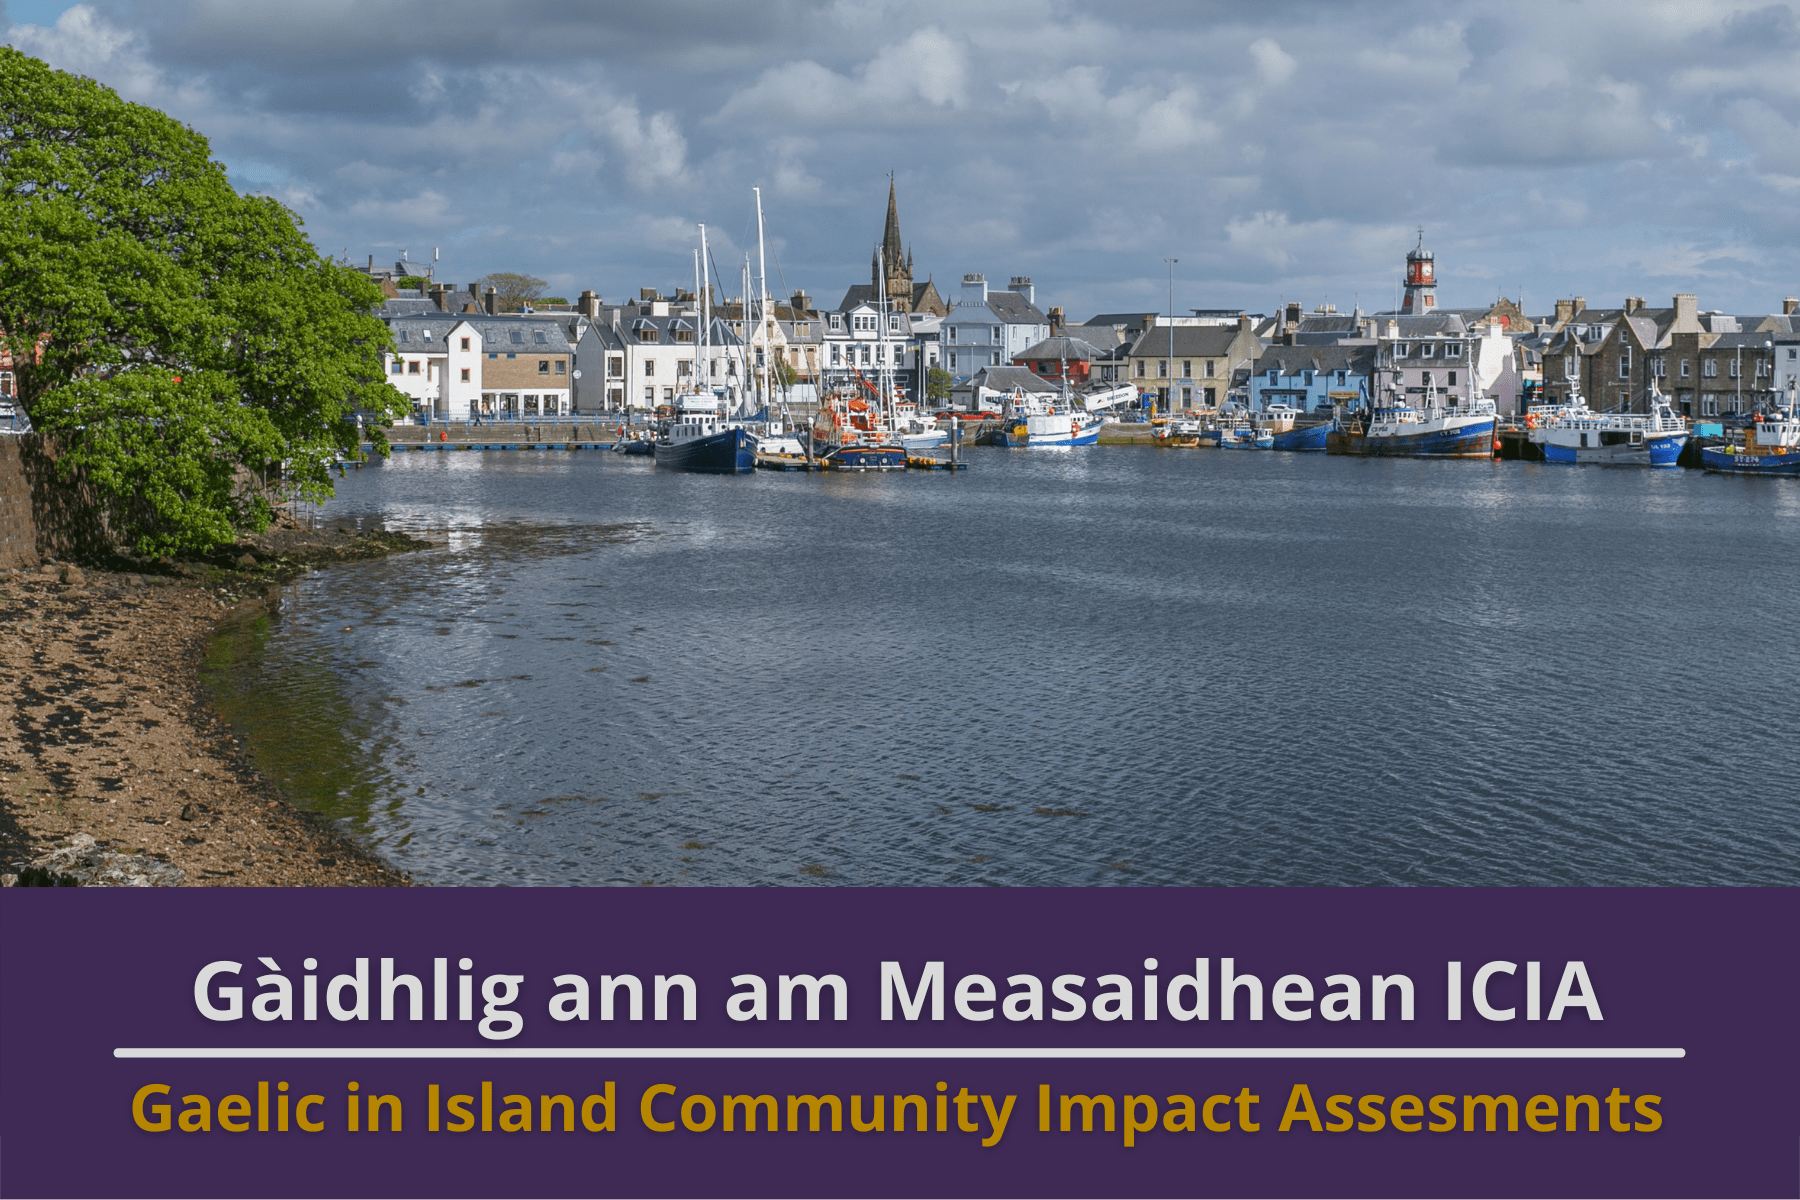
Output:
[{"left": 8, "top": 0, "right": 1800, "bottom": 319}]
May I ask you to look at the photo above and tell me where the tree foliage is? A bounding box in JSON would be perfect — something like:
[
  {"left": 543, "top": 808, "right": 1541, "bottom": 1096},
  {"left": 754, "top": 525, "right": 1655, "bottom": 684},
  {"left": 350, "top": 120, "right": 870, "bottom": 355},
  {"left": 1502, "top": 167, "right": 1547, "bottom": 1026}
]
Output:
[
  {"left": 475, "top": 272, "right": 547, "bottom": 313},
  {"left": 926, "top": 366, "right": 953, "bottom": 404},
  {"left": 0, "top": 47, "right": 408, "bottom": 554}
]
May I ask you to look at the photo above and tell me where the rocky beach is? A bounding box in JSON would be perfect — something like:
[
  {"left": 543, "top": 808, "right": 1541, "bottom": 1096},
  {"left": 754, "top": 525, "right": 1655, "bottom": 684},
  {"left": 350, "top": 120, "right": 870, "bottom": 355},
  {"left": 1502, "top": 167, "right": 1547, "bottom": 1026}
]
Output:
[{"left": 0, "top": 527, "right": 421, "bottom": 887}]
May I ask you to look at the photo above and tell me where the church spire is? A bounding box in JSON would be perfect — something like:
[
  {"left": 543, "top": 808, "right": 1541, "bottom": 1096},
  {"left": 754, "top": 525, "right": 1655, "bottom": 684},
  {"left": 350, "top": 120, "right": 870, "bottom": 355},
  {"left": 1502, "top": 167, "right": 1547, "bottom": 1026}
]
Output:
[{"left": 883, "top": 174, "right": 903, "bottom": 268}]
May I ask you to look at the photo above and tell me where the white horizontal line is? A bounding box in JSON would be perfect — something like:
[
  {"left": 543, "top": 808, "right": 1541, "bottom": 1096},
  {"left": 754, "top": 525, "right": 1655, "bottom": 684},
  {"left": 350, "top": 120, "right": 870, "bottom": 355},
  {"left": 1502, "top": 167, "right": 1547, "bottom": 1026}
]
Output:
[{"left": 113, "top": 1046, "right": 1686, "bottom": 1061}]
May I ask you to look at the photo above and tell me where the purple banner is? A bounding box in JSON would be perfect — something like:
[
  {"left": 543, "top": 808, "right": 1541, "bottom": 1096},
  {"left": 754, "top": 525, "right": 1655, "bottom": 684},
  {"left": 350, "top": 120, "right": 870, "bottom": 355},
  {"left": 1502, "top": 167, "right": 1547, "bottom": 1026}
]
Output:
[{"left": 1, "top": 888, "right": 1794, "bottom": 1198}]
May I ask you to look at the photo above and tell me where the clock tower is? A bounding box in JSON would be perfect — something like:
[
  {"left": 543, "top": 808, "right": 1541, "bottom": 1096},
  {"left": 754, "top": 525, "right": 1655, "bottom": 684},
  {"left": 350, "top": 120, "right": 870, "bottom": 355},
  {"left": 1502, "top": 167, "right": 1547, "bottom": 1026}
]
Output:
[{"left": 1401, "top": 228, "right": 1436, "bottom": 314}]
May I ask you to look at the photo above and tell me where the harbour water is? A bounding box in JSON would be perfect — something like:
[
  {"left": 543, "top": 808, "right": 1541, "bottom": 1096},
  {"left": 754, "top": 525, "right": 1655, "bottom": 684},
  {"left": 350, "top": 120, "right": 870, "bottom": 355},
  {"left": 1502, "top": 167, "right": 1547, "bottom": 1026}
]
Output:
[{"left": 204, "top": 448, "right": 1800, "bottom": 887}]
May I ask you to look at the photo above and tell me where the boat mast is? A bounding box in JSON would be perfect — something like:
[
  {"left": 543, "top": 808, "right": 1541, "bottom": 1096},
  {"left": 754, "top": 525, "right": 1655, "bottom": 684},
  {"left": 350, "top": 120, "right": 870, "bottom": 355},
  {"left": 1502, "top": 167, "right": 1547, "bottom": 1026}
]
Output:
[
  {"left": 699, "top": 224, "right": 712, "bottom": 412},
  {"left": 755, "top": 187, "right": 773, "bottom": 417},
  {"left": 691, "top": 246, "right": 702, "bottom": 405},
  {"left": 877, "top": 244, "right": 890, "bottom": 425}
]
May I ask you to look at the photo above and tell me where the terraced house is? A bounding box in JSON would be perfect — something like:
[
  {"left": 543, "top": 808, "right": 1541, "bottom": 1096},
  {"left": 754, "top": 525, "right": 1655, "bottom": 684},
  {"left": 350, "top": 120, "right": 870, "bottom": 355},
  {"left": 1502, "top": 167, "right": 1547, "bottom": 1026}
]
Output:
[
  {"left": 380, "top": 312, "right": 574, "bottom": 418},
  {"left": 1125, "top": 318, "right": 1263, "bottom": 411}
]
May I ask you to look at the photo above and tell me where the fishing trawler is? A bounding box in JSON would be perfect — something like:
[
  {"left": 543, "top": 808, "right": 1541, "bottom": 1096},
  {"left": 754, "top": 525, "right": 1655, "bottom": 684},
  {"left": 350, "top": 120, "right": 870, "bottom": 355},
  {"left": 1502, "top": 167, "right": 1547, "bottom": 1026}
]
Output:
[
  {"left": 811, "top": 389, "right": 907, "bottom": 469},
  {"left": 1535, "top": 382, "right": 1688, "bottom": 467},
  {"left": 652, "top": 225, "right": 755, "bottom": 474},
  {"left": 1358, "top": 377, "right": 1496, "bottom": 458},
  {"left": 1701, "top": 381, "right": 1800, "bottom": 476}
]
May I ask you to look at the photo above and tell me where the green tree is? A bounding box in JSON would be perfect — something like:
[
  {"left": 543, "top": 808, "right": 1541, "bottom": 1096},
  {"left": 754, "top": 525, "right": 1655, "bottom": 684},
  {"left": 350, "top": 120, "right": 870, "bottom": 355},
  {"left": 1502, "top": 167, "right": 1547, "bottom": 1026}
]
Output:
[
  {"left": 475, "top": 272, "right": 547, "bottom": 313},
  {"left": 0, "top": 48, "right": 407, "bottom": 555},
  {"left": 926, "top": 366, "right": 953, "bottom": 404}
]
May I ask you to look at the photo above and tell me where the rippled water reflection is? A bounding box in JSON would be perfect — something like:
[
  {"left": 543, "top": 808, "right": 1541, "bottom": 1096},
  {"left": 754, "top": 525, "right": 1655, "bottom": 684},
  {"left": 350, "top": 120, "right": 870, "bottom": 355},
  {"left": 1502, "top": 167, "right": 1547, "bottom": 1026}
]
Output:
[{"left": 208, "top": 447, "right": 1800, "bottom": 886}]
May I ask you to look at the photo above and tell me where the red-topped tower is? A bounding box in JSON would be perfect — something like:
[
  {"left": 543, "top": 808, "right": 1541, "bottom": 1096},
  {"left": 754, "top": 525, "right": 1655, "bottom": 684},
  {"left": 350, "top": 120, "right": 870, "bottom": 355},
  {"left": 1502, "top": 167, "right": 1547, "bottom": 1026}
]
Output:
[{"left": 1401, "top": 227, "right": 1436, "bottom": 314}]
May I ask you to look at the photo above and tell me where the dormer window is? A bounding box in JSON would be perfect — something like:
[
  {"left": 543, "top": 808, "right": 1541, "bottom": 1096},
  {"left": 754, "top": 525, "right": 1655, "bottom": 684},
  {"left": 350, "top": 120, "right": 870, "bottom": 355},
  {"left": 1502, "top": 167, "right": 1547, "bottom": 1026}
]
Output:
[
  {"left": 829, "top": 314, "right": 843, "bottom": 331},
  {"left": 1394, "top": 344, "right": 1409, "bottom": 358},
  {"left": 889, "top": 316, "right": 903, "bottom": 331},
  {"left": 533, "top": 331, "right": 547, "bottom": 344},
  {"left": 399, "top": 330, "right": 410, "bottom": 343},
  {"left": 509, "top": 331, "right": 524, "bottom": 344},
  {"left": 1419, "top": 344, "right": 1435, "bottom": 358},
  {"left": 1445, "top": 343, "right": 1460, "bottom": 357},
  {"left": 853, "top": 314, "right": 875, "bottom": 332}
]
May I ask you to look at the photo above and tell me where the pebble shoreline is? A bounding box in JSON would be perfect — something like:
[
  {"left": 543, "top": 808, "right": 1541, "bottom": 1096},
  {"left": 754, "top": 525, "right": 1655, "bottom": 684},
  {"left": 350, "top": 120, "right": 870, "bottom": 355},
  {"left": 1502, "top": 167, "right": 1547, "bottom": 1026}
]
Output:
[{"left": 1, "top": 533, "right": 418, "bottom": 888}]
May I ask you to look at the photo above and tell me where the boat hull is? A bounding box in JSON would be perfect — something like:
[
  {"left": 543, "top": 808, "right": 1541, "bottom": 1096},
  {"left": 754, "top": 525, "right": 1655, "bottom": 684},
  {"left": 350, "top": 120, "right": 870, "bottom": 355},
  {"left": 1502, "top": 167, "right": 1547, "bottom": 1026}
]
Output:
[
  {"left": 1271, "top": 422, "right": 1331, "bottom": 452},
  {"left": 1360, "top": 417, "right": 1495, "bottom": 458},
  {"left": 823, "top": 443, "right": 906, "bottom": 471},
  {"left": 653, "top": 427, "right": 755, "bottom": 474},
  {"left": 1700, "top": 446, "right": 1800, "bottom": 475},
  {"left": 1542, "top": 433, "right": 1686, "bottom": 467},
  {"left": 899, "top": 429, "right": 948, "bottom": 451}
]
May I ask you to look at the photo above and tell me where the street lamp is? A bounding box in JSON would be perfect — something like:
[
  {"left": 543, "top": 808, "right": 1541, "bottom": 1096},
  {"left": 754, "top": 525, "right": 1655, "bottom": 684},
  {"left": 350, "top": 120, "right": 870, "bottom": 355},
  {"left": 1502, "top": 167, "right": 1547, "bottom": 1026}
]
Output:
[{"left": 1163, "top": 257, "right": 1177, "bottom": 415}]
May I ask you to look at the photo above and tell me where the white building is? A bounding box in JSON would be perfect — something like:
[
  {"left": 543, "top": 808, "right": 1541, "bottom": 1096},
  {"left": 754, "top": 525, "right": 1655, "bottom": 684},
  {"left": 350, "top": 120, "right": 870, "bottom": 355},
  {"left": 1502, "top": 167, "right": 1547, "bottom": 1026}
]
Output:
[{"left": 941, "top": 274, "right": 1051, "bottom": 382}]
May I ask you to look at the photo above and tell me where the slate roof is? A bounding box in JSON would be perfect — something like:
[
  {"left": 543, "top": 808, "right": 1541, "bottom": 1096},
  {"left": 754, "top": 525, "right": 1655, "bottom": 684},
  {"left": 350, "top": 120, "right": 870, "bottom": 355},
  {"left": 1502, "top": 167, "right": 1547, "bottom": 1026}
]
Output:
[
  {"left": 1015, "top": 336, "right": 1107, "bottom": 362},
  {"left": 1059, "top": 322, "right": 1129, "bottom": 348},
  {"left": 1124, "top": 325, "right": 1251, "bottom": 357},
  {"left": 380, "top": 311, "right": 576, "bottom": 352},
  {"left": 984, "top": 289, "right": 1049, "bottom": 325},
  {"left": 967, "top": 365, "right": 1058, "bottom": 393},
  {"left": 1377, "top": 313, "right": 1471, "bottom": 338},
  {"left": 837, "top": 281, "right": 942, "bottom": 313},
  {"left": 1253, "top": 345, "right": 1378, "bottom": 377},
  {"left": 1083, "top": 312, "right": 1159, "bottom": 335}
]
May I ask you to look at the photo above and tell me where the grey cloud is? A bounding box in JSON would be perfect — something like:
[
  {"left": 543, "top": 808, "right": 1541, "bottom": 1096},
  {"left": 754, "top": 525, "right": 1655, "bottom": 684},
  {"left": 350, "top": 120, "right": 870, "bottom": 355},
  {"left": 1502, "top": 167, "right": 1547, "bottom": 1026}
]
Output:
[{"left": 8, "top": 0, "right": 1800, "bottom": 318}]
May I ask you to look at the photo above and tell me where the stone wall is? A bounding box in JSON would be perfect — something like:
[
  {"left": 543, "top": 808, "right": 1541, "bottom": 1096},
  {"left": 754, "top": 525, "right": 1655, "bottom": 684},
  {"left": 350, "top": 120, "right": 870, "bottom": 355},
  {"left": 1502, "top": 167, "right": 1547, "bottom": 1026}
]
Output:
[{"left": 0, "top": 435, "right": 116, "bottom": 569}]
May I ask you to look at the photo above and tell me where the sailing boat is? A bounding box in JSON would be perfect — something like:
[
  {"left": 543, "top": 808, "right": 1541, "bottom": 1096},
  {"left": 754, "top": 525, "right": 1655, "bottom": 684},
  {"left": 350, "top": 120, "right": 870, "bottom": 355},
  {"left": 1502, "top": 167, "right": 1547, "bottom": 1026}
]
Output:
[{"left": 653, "top": 225, "right": 755, "bottom": 474}]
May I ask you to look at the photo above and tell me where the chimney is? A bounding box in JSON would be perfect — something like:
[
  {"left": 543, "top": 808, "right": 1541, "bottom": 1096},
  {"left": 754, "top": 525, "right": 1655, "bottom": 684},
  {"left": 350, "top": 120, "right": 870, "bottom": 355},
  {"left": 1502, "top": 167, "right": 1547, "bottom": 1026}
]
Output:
[
  {"left": 961, "top": 273, "right": 988, "bottom": 306},
  {"left": 1673, "top": 293, "right": 1698, "bottom": 329},
  {"left": 1385, "top": 319, "right": 1399, "bottom": 340},
  {"left": 1554, "top": 298, "right": 1574, "bottom": 326},
  {"left": 368, "top": 254, "right": 374, "bottom": 271},
  {"left": 579, "top": 289, "right": 600, "bottom": 319},
  {"left": 1784, "top": 297, "right": 1798, "bottom": 315},
  {"left": 1238, "top": 314, "right": 1253, "bottom": 335},
  {"left": 1008, "top": 275, "right": 1034, "bottom": 305},
  {"left": 1284, "top": 301, "right": 1302, "bottom": 330},
  {"left": 1049, "top": 306, "right": 1065, "bottom": 335},
  {"left": 429, "top": 284, "right": 449, "bottom": 311},
  {"left": 1624, "top": 296, "right": 1644, "bottom": 314},
  {"left": 484, "top": 286, "right": 497, "bottom": 315},
  {"left": 640, "top": 287, "right": 659, "bottom": 303},
  {"left": 790, "top": 290, "right": 811, "bottom": 313},
  {"left": 1572, "top": 296, "right": 1585, "bottom": 315}
]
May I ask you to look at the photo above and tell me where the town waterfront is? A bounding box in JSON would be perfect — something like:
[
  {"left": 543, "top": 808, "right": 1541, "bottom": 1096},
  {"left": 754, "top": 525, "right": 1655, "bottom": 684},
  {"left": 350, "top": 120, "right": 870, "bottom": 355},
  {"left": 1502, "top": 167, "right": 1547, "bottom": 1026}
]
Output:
[{"left": 204, "top": 447, "right": 1800, "bottom": 887}]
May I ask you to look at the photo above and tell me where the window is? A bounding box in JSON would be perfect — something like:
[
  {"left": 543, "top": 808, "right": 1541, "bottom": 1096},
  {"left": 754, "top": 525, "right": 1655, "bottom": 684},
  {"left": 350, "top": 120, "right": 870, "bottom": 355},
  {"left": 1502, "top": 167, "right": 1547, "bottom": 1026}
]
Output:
[
  {"left": 1395, "top": 344, "right": 1410, "bottom": 358},
  {"left": 832, "top": 345, "right": 842, "bottom": 365},
  {"left": 860, "top": 346, "right": 871, "bottom": 365},
  {"left": 1422, "top": 371, "right": 1433, "bottom": 386},
  {"left": 889, "top": 316, "right": 903, "bottom": 331},
  {"left": 460, "top": 368, "right": 470, "bottom": 382},
  {"left": 0, "top": 370, "right": 12, "bottom": 396},
  {"left": 853, "top": 315, "right": 875, "bottom": 332},
  {"left": 539, "top": 360, "right": 550, "bottom": 375},
  {"left": 989, "top": 351, "right": 998, "bottom": 365},
  {"left": 1445, "top": 343, "right": 1461, "bottom": 357},
  {"left": 829, "top": 314, "right": 843, "bottom": 330},
  {"left": 534, "top": 331, "right": 547, "bottom": 344},
  {"left": 555, "top": 361, "right": 566, "bottom": 375},
  {"left": 408, "top": 361, "right": 420, "bottom": 375},
  {"left": 1651, "top": 356, "right": 1665, "bottom": 378},
  {"left": 991, "top": 326, "right": 1000, "bottom": 343},
  {"left": 1158, "top": 360, "right": 1168, "bottom": 378},
  {"left": 1448, "top": 371, "right": 1457, "bottom": 386},
  {"left": 950, "top": 352, "right": 958, "bottom": 370},
  {"left": 422, "top": 330, "right": 433, "bottom": 341},
  {"left": 1704, "top": 359, "right": 1717, "bottom": 378},
  {"left": 1681, "top": 358, "right": 1690, "bottom": 377},
  {"left": 645, "top": 386, "right": 654, "bottom": 403},
  {"left": 1136, "top": 361, "right": 1146, "bottom": 378},
  {"left": 510, "top": 331, "right": 523, "bottom": 344},
  {"left": 390, "top": 361, "right": 404, "bottom": 374},
  {"left": 461, "top": 337, "right": 471, "bottom": 351},
  {"left": 1419, "top": 344, "right": 1434, "bottom": 358},
  {"left": 948, "top": 325, "right": 957, "bottom": 342},
  {"left": 1729, "top": 358, "right": 1740, "bottom": 379},
  {"left": 1182, "top": 360, "right": 1192, "bottom": 378},
  {"left": 608, "top": 356, "right": 622, "bottom": 377},
  {"left": 1619, "top": 348, "right": 1631, "bottom": 378},
  {"left": 645, "top": 360, "right": 655, "bottom": 377},
  {"left": 1205, "top": 360, "right": 1215, "bottom": 378}
]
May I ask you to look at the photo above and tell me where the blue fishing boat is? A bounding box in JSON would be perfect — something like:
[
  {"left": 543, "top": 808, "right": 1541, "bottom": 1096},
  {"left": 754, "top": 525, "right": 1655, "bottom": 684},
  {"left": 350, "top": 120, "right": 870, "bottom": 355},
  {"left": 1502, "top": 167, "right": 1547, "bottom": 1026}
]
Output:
[
  {"left": 1701, "top": 386, "right": 1800, "bottom": 476},
  {"left": 1354, "top": 380, "right": 1496, "bottom": 458},
  {"left": 653, "top": 421, "right": 755, "bottom": 473}
]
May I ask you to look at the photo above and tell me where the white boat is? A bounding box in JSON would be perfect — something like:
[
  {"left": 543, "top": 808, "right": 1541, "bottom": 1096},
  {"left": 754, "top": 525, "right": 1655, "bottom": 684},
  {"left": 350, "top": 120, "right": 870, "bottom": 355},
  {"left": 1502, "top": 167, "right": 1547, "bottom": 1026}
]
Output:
[
  {"left": 890, "top": 400, "right": 947, "bottom": 451},
  {"left": 1533, "top": 383, "right": 1688, "bottom": 467},
  {"left": 1219, "top": 419, "right": 1274, "bottom": 450},
  {"left": 993, "top": 391, "right": 1102, "bottom": 447}
]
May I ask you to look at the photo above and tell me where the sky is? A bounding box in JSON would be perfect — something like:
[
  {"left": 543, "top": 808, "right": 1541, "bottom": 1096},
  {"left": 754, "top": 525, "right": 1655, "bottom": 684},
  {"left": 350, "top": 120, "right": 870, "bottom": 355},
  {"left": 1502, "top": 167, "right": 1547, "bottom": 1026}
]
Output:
[{"left": 7, "top": 0, "right": 1800, "bottom": 321}]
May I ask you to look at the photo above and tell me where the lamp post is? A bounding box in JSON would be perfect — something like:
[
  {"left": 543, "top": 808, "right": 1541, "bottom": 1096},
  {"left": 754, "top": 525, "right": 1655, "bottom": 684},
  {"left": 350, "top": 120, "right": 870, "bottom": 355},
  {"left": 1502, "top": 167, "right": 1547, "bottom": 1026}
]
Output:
[{"left": 1163, "top": 257, "right": 1177, "bottom": 415}]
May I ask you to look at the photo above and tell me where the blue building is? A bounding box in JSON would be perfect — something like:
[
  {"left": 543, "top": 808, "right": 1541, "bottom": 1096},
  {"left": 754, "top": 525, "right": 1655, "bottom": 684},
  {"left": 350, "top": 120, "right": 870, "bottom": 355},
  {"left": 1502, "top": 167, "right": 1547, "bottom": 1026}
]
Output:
[{"left": 1248, "top": 345, "right": 1375, "bottom": 412}]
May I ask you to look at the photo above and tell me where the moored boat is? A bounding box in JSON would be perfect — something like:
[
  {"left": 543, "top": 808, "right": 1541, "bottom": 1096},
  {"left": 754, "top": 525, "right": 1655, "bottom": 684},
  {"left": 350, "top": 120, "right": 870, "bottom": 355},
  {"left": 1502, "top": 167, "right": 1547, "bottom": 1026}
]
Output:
[
  {"left": 1701, "top": 384, "right": 1800, "bottom": 476},
  {"left": 1530, "top": 380, "right": 1687, "bottom": 467},
  {"left": 1349, "top": 379, "right": 1495, "bottom": 458}
]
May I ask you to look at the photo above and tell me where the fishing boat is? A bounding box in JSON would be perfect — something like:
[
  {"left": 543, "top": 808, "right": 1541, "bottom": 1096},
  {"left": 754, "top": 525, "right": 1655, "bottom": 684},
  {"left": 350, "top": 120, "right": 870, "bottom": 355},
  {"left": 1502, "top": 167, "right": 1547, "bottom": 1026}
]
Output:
[
  {"left": 1535, "top": 382, "right": 1688, "bottom": 467},
  {"left": 652, "top": 224, "right": 755, "bottom": 474},
  {"left": 1154, "top": 417, "right": 1211, "bottom": 448},
  {"left": 1358, "top": 378, "right": 1496, "bottom": 458},
  {"left": 1216, "top": 408, "right": 1272, "bottom": 450},
  {"left": 1701, "top": 381, "right": 1800, "bottom": 476},
  {"left": 994, "top": 377, "right": 1130, "bottom": 447},
  {"left": 1260, "top": 406, "right": 1331, "bottom": 451},
  {"left": 654, "top": 391, "right": 755, "bottom": 473}
]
